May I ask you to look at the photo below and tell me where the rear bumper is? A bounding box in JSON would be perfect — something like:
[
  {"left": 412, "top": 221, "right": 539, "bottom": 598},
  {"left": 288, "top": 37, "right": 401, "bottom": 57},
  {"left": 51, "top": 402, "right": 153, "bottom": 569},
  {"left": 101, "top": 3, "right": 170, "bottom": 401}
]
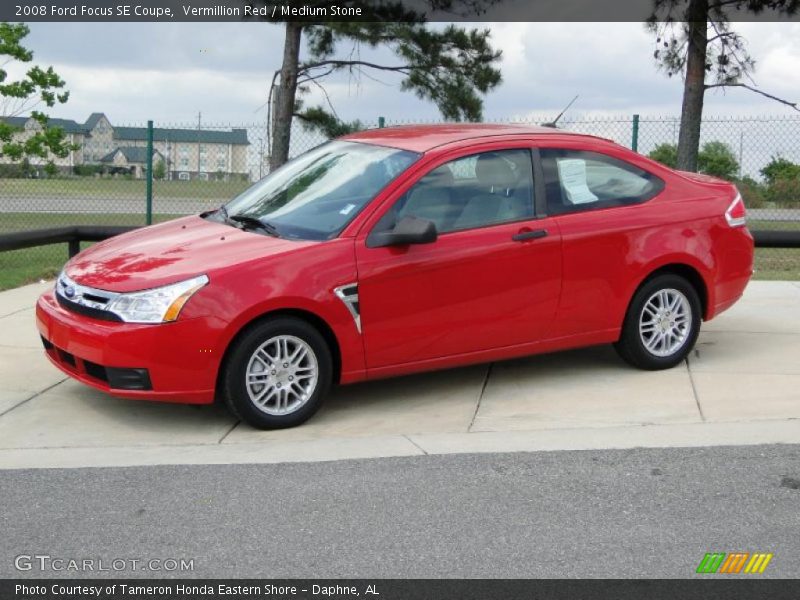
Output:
[
  {"left": 707, "top": 226, "right": 754, "bottom": 321},
  {"left": 36, "top": 289, "right": 219, "bottom": 404}
]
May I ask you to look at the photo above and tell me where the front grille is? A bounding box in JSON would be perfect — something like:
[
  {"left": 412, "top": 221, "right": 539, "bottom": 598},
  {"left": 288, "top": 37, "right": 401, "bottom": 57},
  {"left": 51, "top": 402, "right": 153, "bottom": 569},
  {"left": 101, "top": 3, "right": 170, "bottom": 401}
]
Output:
[
  {"left": 82, "top": 292, "right": 110, "bottom": 305},
  {"left": 55, "top": 272, "right": 121, "bottom": 322},
  {"left": 56, "top": 293, "right": 122, "bottom": 322}
]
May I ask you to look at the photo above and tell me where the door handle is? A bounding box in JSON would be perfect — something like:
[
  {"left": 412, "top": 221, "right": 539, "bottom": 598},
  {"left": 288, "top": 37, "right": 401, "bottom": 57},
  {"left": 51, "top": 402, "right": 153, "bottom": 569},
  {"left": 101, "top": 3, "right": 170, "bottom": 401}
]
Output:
[{"left": 512, "top": 229, "right": 548, "bottom": 242}]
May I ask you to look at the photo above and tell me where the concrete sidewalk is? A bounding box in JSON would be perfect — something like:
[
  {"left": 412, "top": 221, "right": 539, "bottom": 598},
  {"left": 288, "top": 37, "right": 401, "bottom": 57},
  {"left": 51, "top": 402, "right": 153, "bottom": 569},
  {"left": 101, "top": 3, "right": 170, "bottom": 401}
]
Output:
[{"left": 1, "top": 280, "right": 799, "bottom": 469}]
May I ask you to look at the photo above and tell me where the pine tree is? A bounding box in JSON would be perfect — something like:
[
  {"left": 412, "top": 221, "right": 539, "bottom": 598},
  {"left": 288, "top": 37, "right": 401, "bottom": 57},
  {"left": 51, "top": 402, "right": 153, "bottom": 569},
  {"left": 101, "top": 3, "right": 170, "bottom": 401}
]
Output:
[
  {"left": 265, "top": 2, "right": 502, "bottom": 170},
  {"left": 648, "top": 0, "right": 799, "bottom": 171}
]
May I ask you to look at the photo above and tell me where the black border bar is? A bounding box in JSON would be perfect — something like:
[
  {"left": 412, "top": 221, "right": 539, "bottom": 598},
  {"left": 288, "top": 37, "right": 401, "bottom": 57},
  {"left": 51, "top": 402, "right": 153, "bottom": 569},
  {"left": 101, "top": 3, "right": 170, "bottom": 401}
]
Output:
[
  {"left": 5, "top": 0, "right": 800, "bottom": 23},
  {"left": 3, "top": 579, "right": 800, "bottom": 600}
]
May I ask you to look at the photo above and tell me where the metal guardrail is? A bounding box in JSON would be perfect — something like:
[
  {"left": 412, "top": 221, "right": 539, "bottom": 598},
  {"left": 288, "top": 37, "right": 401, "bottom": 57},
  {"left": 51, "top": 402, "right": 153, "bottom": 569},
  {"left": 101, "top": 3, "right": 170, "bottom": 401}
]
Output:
[
  {"left": 0, "top": 226, "right": 139, "bottom": 258},
  {"left": 752, "top": 230, "right": 800, "bottom": 248},
  {"left": 0, "top": 226, "right": 796, "bottom": 261}
]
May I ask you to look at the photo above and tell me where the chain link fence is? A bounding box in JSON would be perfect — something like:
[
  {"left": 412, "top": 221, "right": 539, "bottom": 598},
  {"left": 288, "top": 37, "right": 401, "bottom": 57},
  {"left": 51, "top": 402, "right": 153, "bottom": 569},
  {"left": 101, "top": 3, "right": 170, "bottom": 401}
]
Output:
[{"left": 1, "top": 114, "right": 799, "bottom": 289}]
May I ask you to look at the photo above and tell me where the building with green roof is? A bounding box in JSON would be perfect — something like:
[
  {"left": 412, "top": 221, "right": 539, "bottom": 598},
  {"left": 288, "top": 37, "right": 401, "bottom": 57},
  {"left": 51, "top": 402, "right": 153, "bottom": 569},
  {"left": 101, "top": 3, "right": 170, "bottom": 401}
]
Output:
[{"left": 2, "top": 113, "right": 250, "bottom": 181}]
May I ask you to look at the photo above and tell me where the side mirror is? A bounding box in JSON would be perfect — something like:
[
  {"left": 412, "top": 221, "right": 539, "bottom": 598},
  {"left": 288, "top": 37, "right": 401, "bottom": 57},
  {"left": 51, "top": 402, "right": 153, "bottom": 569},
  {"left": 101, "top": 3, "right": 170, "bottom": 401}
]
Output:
[{"left": 367, "top": 216, "right": 438, "bottom": 248}]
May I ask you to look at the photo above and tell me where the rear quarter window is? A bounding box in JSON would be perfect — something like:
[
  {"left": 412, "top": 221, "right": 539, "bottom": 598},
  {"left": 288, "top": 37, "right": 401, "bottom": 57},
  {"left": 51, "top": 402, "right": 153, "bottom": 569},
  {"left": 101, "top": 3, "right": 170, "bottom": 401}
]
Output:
[{"left": 541, "top": 149, "right": 664, "bottom": 215}]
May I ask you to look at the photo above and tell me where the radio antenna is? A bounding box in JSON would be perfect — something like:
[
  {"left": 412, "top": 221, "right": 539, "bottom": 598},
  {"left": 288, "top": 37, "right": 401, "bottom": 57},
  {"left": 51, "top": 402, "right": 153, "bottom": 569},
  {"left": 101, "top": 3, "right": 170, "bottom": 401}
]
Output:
[{"left": 542, "top": 95, "right": 578, "bottom": 128}]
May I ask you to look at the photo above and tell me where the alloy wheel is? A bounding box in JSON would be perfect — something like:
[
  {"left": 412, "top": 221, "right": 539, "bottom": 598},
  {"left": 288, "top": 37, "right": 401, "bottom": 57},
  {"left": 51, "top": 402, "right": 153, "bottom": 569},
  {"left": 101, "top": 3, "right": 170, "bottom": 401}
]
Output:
[
  {"left": 638, "top": 288, "right": 693, "bottom": 358},
  {"left": 245, "top": 335, "right": 319, "bottom": 415}
]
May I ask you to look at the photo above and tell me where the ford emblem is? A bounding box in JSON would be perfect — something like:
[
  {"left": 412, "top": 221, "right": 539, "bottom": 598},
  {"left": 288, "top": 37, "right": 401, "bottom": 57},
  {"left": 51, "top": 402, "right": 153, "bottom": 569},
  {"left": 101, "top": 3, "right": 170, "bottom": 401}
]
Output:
[{"left": 64, "top": 286, "right": 76, "bottom": 298}]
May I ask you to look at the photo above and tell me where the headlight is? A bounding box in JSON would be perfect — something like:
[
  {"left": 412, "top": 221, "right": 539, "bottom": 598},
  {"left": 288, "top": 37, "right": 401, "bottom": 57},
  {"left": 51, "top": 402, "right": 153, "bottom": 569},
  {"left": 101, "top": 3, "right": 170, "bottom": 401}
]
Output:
[{"left": 105, "top": 275, "right": 209, "bottom": 324}]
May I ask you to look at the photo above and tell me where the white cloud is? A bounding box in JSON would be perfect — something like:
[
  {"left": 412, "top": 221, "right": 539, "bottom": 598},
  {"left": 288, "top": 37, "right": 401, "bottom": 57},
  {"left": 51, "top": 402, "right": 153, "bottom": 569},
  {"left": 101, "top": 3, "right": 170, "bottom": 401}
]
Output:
[
  {"left": 486, "top": 23, "right": 529, "bottom": 71},
  {"left": 14, "top": 21, "right": 800, "bottom": 127},
  {"left": 44, "top": 64, "right": 271, "bottom": 125}
]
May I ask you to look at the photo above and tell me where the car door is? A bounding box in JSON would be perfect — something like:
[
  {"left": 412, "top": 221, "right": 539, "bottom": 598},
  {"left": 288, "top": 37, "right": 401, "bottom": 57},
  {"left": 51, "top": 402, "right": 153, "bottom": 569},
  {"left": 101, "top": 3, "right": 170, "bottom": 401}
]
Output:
[
  {"left": 354, "top": 146, "right": 563, "bottom": 370},
  {"left": 539, "top": 146, "right": 666, "bottom": 338}
]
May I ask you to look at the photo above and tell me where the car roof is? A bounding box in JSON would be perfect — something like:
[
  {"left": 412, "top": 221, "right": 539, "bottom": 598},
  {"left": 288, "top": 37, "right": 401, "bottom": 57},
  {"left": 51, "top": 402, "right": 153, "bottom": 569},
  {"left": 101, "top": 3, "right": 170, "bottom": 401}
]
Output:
[{"left": 341, "top": 123, "right": 605, "bottom": 153}]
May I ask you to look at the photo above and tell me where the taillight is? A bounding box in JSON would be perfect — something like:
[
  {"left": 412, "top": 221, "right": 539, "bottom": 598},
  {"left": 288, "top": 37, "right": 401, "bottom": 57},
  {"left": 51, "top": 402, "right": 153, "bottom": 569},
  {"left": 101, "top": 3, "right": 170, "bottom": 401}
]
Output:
[{"left": 725, "top": 192, "right": 747, "bottom": 227}]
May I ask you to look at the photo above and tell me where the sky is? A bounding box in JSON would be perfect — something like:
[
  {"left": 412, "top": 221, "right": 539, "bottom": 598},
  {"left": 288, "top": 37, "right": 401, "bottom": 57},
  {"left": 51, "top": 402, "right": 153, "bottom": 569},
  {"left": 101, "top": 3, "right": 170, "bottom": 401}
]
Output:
[{"left": 9, "top": 21, "right": 800, "bottom": 129}]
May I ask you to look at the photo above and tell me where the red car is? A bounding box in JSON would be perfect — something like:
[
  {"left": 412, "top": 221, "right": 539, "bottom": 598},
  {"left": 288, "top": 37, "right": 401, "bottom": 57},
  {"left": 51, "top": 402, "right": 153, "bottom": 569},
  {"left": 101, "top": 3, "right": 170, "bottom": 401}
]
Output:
[{"left": 36, "top": 124, "right": 754, "bottom": 429}]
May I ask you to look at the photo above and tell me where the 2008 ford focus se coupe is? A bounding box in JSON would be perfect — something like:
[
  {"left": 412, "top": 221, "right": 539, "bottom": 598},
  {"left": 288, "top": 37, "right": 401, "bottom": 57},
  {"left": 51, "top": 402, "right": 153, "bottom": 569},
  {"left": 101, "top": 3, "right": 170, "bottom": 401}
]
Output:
[{"left": 37, "top": 124, "right": 754, "bottom": 429}]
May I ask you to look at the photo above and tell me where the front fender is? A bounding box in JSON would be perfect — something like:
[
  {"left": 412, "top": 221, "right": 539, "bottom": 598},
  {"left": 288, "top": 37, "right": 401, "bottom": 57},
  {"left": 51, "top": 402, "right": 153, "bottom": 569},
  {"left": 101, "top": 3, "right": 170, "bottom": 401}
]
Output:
[{"left": 183, "top": 238, "right": 366, "bottom": 386}]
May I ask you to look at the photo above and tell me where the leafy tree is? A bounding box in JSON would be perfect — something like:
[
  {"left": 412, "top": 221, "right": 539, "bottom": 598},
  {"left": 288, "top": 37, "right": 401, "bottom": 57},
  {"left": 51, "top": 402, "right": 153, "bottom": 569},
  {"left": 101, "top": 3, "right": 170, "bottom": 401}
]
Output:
[
  {"left": 760, "top": 155, "right": 800, "bottom": 185},
  {"left": 43, "top": 161, "right": 58, "bottom": 178},
  {"left": 697, "top": 141, "right": 738, "bottom": 180},
  {"left": 262, "top": 3, "right": 502, "bottom": 170},
  {"left": 153, "top": 159, "right": 166, "bottom": 180},
  {"left": 648, "top": 140, "right": 738, "bottom": 178},
  {"left": 0, "top": 156, "right": 35, "bottom": 178},
  {"left": 0, "top": 22, "right": 74, "bottom": 161},
  {"left": 765, "top": 177, "right": 800, "bottom": 206},
  {"left": 73, "top": 164, "right": 103, "bottom": 177},
  {"left": 648, "top": 143, "right": 678, "bottom": 168},
  {"left": 648, "top": 0, "right": 799, "bottom": 172},
  {"left": 20, "top": 157, "right": 32, "bottom": 177},
  {"left": 734, "top": 175, "right": 766, "bottom": 208}
]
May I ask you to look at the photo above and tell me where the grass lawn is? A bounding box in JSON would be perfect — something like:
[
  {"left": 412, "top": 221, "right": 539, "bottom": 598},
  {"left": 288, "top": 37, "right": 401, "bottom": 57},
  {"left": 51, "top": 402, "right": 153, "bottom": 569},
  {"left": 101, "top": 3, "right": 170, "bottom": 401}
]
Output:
[
  {"left": 0, "top": 214, "right": 180, "bottom": 291},
  {"left": 0, "top": 246, "right": 71, "bottom": 291},
  {"left": 1, "top": 178, "right": 250, "bottom": 200},
  {"left": 1, "top": 213, "right": 798, "bottom": 291},
  {"left": 753, "top": 248, "right": 800, "bottom": 280},
  {"left": 747, "top": 221, "right": 800, "bottom": 278},
  {"left": 2, "top": 245, "right": 797, "bottom": 293},
  {"left": 749, "top": 219, "right": 800, "bottom": 231}
]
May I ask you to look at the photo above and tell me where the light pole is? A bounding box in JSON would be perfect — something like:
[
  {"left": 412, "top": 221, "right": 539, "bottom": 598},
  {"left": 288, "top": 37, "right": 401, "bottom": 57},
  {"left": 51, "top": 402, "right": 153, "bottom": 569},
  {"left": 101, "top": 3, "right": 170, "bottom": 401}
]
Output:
[
  {"left": 738, "top": 130, "right": 745, "bottom": 179},
  {"left": 257, "top": 136, "right": 266, "bottom": 179}
]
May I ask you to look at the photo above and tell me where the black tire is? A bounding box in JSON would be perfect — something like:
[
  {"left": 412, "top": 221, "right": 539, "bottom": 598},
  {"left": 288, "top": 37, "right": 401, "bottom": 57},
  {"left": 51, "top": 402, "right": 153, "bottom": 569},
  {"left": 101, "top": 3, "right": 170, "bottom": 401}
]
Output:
[
  {"left": 222, "top": 316, "right": 332, "bottom": 429},
  {"left": 614, "top": 274, "right": 702, "bottom": 370}
]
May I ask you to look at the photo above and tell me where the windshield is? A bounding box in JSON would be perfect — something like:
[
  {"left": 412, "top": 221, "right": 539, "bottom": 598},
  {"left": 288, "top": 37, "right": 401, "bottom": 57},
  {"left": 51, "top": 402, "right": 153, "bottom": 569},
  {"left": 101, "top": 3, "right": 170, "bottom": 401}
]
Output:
[{"left": 222, "top": 141, "right": 420, "bottom": 240}]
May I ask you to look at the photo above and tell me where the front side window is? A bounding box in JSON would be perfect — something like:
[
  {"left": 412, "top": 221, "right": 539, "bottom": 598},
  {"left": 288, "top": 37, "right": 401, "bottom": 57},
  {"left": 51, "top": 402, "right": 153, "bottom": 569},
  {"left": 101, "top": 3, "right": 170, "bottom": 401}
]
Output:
[
  {"left": 374, "top": 148, "right": 535, "bottom": 235},
  {"left": 542, "top": 149, "right": 663, "bottom": 215},
  {"left": 222, "top": 141, "right": 420, "bottom": 241}
]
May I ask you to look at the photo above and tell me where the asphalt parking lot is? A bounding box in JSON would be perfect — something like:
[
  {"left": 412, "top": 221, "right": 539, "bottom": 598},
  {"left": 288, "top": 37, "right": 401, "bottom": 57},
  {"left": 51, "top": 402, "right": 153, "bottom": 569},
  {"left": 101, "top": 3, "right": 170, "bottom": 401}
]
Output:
[
  {"left": 3, "top": 444, "right": 800, "bottom": 578},
  {"left": 0, "top": 280, "right": 799, "bottom": 469}
]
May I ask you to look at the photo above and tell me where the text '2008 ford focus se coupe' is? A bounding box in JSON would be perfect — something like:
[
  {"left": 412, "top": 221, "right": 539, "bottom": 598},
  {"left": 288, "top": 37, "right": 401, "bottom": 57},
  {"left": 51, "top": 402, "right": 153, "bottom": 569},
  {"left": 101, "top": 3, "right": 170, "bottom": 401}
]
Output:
[{"left": 36, "top": 124, "right": 754, "bottom": 429}]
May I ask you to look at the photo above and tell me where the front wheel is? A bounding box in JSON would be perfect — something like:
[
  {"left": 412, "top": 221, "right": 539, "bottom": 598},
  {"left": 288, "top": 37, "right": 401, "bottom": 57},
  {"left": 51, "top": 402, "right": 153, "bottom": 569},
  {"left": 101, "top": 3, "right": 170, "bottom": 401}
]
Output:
[
  {"left": 614, "top": 274, "right": 701, "bottom": 370},
  {"left": 222, "top": 317, "right": 332, "bottom": 429}
]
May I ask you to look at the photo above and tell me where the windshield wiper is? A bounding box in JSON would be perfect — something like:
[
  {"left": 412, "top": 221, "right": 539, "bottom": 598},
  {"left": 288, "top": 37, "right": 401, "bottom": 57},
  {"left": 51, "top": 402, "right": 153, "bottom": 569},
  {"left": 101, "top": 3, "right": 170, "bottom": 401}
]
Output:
[{"left": 228, "top": 214, "right": 280, "bottom": 237}]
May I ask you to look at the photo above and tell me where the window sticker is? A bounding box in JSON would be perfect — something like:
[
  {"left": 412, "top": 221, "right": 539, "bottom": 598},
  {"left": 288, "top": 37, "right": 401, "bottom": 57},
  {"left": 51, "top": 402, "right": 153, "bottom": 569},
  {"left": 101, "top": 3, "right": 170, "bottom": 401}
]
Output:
[
  {"left": 557, "top": 158, "right": 599, "bottom": 204},
  {"left": 339, "top": 203, "right": 357, "bottom": 215}
]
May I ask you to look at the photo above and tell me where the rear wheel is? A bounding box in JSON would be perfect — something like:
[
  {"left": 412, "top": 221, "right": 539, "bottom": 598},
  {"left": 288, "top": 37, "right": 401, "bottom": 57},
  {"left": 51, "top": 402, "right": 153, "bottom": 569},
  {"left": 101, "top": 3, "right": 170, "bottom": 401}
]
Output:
[
  {"left": 222, "top": 317, "right": 332, "bottom": 429},
  {"left": 614, "top": 274, "right": 701, "bottom": 370}
]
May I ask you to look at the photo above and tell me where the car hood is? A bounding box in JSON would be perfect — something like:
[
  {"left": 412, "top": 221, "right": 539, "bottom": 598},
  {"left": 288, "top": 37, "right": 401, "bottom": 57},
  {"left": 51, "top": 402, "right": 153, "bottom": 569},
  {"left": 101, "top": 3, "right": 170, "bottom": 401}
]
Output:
[{"left": 66, "top": 215, "right": 313, "bottom": 293}]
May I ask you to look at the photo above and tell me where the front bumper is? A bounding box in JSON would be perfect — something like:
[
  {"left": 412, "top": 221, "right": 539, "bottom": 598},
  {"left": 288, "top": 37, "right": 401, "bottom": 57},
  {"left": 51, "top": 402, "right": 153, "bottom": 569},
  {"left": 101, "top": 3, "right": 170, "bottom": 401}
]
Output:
[{"left": 36, "top": 289, "right": 219, "bottom": 404}]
